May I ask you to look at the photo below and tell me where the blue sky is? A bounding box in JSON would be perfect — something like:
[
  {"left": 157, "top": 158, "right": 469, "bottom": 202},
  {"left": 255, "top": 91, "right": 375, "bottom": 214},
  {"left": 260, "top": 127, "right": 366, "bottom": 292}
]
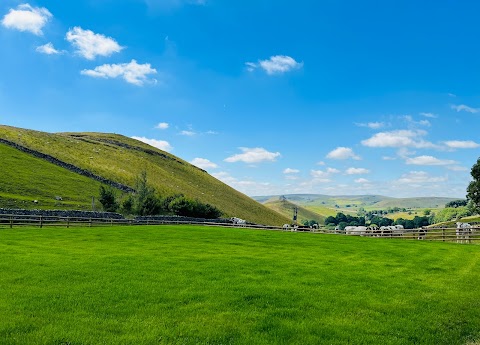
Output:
[{"left": 1, "top": 0, "right": 480, "bottom": 198}]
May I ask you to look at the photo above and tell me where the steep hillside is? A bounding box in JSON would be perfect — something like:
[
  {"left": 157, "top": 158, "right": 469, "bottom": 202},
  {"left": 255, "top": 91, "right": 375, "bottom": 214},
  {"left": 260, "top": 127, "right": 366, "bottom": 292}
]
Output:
[
  {"left": 264, "top": 198, "right": 325, "bottom": 225},
  {"left": 0, "top": 125, "right": 289, "bottom": 225},
  {"left": 0, "top": 143, "right": 110, "bottom": 210}
]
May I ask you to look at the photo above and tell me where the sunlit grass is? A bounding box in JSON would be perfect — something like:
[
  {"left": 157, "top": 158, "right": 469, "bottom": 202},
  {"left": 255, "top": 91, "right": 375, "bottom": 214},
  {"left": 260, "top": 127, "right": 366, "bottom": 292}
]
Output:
[
  {"left": 0, "top": 144, "right": 108, "bottom": 210},
  {"left": 0, "top": 125, "right": 289, "bottom": 224},
  {"left": 1, "top": 225, "right": 479, "bottom": 344}
]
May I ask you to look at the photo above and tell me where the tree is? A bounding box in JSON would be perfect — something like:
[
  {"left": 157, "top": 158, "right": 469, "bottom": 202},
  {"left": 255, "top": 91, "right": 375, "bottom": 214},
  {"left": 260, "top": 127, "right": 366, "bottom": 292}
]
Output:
[
  {"left": 467, "top": 157, "right": 480, "bottom": 214},
  {"left": 134, "top": 170, "right": 162, "bottom": 216},
  {"left": 325, "top": 216, "right": 337, "bottom": 226},
  {"left": 98, "top": 185, "right": 119, "bottom": 212},
  {"left": 445, "top": 199, "right": 468, "bottom": 208},
  {"left": 121, "top": 194, "right": 134, "bottom": 214}
]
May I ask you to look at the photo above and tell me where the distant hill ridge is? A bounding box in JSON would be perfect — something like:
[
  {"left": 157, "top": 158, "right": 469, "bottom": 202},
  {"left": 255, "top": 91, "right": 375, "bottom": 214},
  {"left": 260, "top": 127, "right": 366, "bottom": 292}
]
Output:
[
  {"left": 255, "top": 194, "right": 458, "bottom": 222},
  {"left": 0, "top": 125, "right": 289, "bottom": 225}
]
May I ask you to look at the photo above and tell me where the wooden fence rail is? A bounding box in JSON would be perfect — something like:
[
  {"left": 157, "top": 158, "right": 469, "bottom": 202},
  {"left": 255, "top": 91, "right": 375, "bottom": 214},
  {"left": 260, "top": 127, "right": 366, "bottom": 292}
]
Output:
[{"left": 1, "top": 214, "right": 479, "bottom": 244}]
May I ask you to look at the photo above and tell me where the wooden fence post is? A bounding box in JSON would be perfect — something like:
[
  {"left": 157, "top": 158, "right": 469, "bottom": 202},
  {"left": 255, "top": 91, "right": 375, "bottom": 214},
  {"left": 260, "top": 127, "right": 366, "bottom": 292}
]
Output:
[
  {"left": 442, "top": 228, "right": 445, "bottom": 242},
  {"left": 10, "top": 216, "right": 13, "bottom": 229},
  {"left": 66, "top": 217, "right": 70, "bottom": 228},
  {"left": 89, "top": 218, "right": 92, "bottom": 227},
  {"left": 40, "top": 216, "right": 43, "bottom": 229}
]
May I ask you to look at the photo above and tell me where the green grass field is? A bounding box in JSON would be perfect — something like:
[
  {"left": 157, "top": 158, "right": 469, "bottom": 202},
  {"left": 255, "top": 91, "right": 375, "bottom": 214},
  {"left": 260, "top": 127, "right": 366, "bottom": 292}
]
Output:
[
  {"left": 1, "top": 225, "right": 479, "bottom": 344},
  {"left": 0, "top": 143, "right": 110, "bottom": 210}
]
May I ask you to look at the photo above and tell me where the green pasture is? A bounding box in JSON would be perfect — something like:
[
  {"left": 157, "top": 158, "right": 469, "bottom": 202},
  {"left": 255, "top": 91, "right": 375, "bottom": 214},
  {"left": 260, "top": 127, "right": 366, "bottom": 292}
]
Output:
[
  {"left": 303, "top": 205, "right": 357, "bottom": 217},
  {"left": 0, "top": 225, "right": 479, "bottom": 344},
  {"left": 0, "top": 144, "right": 108, "bottom": 210}
]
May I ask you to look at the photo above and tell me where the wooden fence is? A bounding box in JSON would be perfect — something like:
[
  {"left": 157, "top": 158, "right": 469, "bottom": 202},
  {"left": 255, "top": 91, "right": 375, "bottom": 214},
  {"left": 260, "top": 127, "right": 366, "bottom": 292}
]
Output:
[
  {"left": 1, "top": 214, "right": 479, "bottom": 244},
  {"left": 0, "top": 214, "right": 281, "bottom": 231}
]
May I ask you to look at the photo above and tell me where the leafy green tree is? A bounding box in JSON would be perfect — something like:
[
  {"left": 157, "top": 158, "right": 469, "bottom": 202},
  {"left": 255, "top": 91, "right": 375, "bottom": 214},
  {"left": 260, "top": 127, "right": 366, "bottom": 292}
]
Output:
[
  {"left": 134, "top": 170, "right": 162, "bottom": 216},
  {"left": 325, "top": 216, "right": 337, "bottom": 225},
  {"left": 98, "top": 185, "right": 119, "bottom": 212},
  {"left": 121, "top": 194, "right": 134, "bottom": 215},
  {"left": 467, "top": 157, "right": 480, "bottom": 214},
  {"left": 445, "top": 199, "right": 468, "bottom": 208},
  {"left": 336, "top": 212, "right": 347, "bottom": 224}
]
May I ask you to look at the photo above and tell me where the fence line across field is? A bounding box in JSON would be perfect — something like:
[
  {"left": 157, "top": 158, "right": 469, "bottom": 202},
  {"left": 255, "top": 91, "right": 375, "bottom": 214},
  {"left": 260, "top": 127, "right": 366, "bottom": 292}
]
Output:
[{"left": 0, "top": 213, "right": 478, "bottom": 244}]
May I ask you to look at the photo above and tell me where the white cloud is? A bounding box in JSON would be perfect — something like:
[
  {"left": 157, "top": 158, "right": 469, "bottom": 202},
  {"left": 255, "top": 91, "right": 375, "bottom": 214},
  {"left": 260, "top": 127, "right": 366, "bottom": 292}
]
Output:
[
  {"left": 396, "top": 171, "right": 447, "bottom": 184},
  {"left": 356, "top": 122, "right": 385, "bottom": 129},
  {"left": 420, "top": 112, "right": 437, "bottom": 118},
  {"left": 403, "top": 115, "right": 431, "bottom": 127},
  {"left": 190, "top": 158, "right": 217, "bottom": 170},
  {"left": 447, "top": 166, "right": 469, "bottom": 172},
  {"left": 326, "top": 147, "right": 360, "bottom": 160},
  {"left": 405, "top": 155, "right": 457, "bottom": 166},
  {"left": 326, "top": 167, "right": 340, "bottom": 174},
  {"left": 81, "top": 60, "right": 157, "bottom": 86},
  {"left": 131, "top": 136, "right": 172, "bottom": 152},
  {"left": 310, "top": 167, "right": 339, "bottom": 182},
  {"left": 246, "top": 55, "right": 303, "bottom": 75},
  {"left": 355, "top": 178, "right": 369, "bottom": 184},
  {"left": 309, "top": 170, "right": 332, "bottom": 183},
  {"left": 36, "top": 42, "right": 62, "bottom": 55},
  {"left": 211, "top": 171, "right": 275, "bottom": 195},
  {"left": 317, "top": 161, "right": 326, "bottom": 166},
  {"left": 66, "top": 27, "right": 123, "bottom": 60},
  {"left": 1, "top": 4, "right": 52, "bottom": 35},
  {"left": 361, "top": 129, "right": 436, "bottom": 149},
  {"left": 180, "top": 130, "right": 196, "bottom": 136},
  {"left": 345, "top": 167, "right": 370, "bottom": 175},
  {"left": 283, "top": 168, "right": 300, "bottom": 174},
  {"left": 443, "top": 140, "right": 480, "bottom": 149},
  {"left": 225, "top": 147, "right": 281, "bottom": 164},
  {"left": 451, "top": 104, "right": 479, "bottom": 114},
  {"left": 155, "top": 122, "right": 169, "bottom": 129}
]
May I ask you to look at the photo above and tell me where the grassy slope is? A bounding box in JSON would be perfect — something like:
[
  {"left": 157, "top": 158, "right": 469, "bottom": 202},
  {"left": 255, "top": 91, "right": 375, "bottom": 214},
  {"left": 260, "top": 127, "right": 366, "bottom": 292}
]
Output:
[
  {"left": 263, "top": 198, "right": 325, "bottom": 224},
  {"left": 365, "top": 197, "right": 455, "bottom": 210},
  {"left": 0, "top": 225, "right": 479, "bottom": 344},
  {"left": 0, "top": 125, "right": 288, "bottom": 225},
  {"left": 0, "top": 143, "right": 111, "bottom": 210},
  {"left": 303, "top": 205, "right": 357, "bottom": 217}
]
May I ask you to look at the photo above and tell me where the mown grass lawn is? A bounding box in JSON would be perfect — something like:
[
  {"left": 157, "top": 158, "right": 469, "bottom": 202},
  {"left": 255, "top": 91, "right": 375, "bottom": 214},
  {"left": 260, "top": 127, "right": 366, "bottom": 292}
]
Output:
[{"left": 0, "top": 225, "right": 479, "bottom": 344}]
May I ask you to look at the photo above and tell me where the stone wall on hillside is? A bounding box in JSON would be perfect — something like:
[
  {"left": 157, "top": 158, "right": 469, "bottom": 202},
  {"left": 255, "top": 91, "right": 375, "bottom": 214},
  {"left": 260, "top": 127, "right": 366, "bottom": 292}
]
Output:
[
  {"left": 0, "top": 208, "right": 125, "bottom": 219},
  {"left": 134, "top": 215, "right": 232, "bottom": 224},
  {"left": 0, "top": 209, "right": 232, "bottom": 223},
  {"left": 0, "top": 138, "right": 134, "bottom": 193}
]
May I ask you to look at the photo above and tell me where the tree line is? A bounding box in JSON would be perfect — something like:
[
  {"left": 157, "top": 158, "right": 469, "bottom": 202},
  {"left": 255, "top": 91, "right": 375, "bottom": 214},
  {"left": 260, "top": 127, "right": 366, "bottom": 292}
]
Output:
[
  {"left": 98, "top": 171, "right": 222, "bottom": 219},
  {"left": 324, "top": 212, "right": 431, "bottom": 230}
]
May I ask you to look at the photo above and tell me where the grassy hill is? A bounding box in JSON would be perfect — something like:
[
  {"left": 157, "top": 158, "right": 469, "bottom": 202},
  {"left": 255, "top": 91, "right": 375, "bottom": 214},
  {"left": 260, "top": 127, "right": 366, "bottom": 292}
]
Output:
[
  {"left": 263, "top": 197, "right": 325, "bottom": 224},
  {"left": 0, "top": 125, "right": 289, "bottom": 225}
]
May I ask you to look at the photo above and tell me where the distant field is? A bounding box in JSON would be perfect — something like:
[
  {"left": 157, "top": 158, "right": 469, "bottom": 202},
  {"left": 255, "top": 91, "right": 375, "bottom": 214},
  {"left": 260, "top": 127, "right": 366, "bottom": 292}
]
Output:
[
  {"left": 384, "top": 209, "right": 440, "bottom": 220},
  {"left": 1, "top": 225, "right": 479, "bottom": 344},
  {"left": 303, "top": 205, "right": 357, "bottom": 217}
]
